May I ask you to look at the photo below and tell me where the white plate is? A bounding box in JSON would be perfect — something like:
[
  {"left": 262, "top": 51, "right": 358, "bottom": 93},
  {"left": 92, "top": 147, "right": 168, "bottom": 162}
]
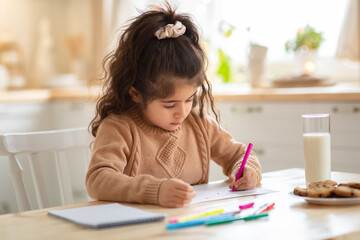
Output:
[{"left": 289, "top": 192, "right": 360, "bottom": 206}]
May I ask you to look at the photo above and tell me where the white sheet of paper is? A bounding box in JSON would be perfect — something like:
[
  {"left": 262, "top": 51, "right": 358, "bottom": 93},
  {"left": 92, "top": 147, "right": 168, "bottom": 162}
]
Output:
[{"left": 190, "top": 181, "right": 276, "bottom": 204}]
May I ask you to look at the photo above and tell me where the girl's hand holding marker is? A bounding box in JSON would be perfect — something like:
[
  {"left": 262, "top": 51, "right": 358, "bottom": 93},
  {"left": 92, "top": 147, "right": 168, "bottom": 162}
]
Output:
[{"left": 229, "top": 143, "right": 258, "bottom": 191}]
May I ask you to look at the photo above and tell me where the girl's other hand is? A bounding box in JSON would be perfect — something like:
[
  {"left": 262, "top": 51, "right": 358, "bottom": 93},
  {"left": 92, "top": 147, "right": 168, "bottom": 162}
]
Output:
[
  {"left": 229, "top": 166, "right": 257, "bottom": 191},
  {"left": 158, "top": 178, "right": 196, "bottom": 208}
]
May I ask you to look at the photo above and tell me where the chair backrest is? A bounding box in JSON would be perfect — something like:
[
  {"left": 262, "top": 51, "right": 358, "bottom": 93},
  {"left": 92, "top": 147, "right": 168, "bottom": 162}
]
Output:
[{"left": 0, "top": 127, "right": 93, "bottom": 212}]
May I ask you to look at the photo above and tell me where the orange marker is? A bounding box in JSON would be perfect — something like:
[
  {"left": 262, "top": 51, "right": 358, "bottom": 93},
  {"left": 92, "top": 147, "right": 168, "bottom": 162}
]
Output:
[{"left": 258, "top": 202, "right": 275, "bottom": 214}]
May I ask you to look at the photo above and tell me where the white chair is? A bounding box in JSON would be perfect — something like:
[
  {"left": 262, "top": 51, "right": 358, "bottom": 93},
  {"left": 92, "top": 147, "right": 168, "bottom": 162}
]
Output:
[{"left": 0, "top": 127, "right": 93, "bottom": 212}]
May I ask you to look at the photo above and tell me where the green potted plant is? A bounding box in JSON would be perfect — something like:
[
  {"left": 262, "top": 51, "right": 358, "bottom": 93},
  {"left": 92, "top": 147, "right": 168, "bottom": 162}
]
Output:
[{"left": 285, "top": 25, "right": 324, "bottom": 53}]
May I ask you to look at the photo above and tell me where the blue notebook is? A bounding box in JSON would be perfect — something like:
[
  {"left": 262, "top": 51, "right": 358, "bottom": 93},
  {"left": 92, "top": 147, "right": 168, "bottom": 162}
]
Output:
[{"left": 48, "top": 203, "right": 166, "bottom": 228}]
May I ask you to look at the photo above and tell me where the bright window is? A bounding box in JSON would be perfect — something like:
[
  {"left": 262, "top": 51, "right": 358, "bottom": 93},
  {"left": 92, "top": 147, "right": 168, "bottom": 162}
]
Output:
[
  {"left": 126, "top": 0, "right": 358, "bottom": 82},
  {"left": 209, "top": 0, "right": 348, "bottom": 62}
]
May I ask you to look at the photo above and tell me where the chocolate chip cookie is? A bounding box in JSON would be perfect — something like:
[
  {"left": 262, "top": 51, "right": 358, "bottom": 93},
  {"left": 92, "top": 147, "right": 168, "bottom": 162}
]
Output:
[
  {"left": 338, "top": 182, "right": 360, "bottom": 189},
  {"left": 333, "top": 186, "right": 360, "bottom": 198}
]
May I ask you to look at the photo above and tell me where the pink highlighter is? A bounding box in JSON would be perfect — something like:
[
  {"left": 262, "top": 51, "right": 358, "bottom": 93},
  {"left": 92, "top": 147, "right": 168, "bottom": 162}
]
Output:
[
  {"left": 232, "top": 143, "right": 253, "bottom": 191},
  {"left": 239, "top": 202, "right": 254, "bottom": 210}
]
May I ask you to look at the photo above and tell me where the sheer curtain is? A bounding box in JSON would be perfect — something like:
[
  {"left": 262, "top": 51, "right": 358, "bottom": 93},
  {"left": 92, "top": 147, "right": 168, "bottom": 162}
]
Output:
[
  {"left": 91, "top": 0, "right": 150, "bottom": 83},
  {"left": 336, "top": 0, "right": 360, "bottom": 62}
]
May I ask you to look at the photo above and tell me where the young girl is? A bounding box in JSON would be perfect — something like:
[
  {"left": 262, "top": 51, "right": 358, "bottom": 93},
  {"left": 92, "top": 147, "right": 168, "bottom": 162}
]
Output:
[{"left": 86, "top": 3, "right": 262, "bottom": 208}]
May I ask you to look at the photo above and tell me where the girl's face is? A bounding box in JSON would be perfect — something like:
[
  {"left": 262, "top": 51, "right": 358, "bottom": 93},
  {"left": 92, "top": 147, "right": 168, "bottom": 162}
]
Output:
[{"left": 142, "top": 83, "right": 198, "bottom": 131}]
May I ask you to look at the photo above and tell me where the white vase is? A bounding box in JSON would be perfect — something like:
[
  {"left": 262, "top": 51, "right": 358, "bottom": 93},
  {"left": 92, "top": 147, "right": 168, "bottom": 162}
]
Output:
[
  {"left": 247, "top": 44, "right": 268, "bottom": 87},
  {"left": 294, "top": 47, "right": 318, "bottom": 76}
]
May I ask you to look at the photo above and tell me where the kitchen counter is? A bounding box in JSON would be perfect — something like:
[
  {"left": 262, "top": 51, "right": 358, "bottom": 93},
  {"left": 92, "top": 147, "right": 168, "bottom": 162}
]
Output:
[
  {"left": 1, "top": 82, "right": 360, "bottom": 103},
  {"left": 212, "top": 82, "right": 360, "bottom": 102},
  {"left": 0, "top": 86, "right": 102, "bottom": 103}
]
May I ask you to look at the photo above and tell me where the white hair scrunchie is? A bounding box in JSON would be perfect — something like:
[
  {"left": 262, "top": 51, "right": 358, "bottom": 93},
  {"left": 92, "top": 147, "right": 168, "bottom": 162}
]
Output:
[{"left": 154, "top": 21, "right": 186, "bottom": 40}]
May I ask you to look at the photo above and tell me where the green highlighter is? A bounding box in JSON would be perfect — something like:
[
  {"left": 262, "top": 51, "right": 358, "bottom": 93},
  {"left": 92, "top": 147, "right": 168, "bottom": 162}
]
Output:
[{"left": 205, "top": 213, "right": 269, "bottom": 226}]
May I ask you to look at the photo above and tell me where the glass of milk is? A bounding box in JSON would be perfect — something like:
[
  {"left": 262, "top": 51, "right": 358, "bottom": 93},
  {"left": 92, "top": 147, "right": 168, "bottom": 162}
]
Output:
[{"left": 302, "top": 114, "right": 331, "bottom": 187}]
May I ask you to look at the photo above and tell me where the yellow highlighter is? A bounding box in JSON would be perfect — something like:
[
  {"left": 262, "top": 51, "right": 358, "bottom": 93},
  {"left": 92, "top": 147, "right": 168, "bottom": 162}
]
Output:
[{"left": 177, "top": 209, "right": 224, "bottom": 223}]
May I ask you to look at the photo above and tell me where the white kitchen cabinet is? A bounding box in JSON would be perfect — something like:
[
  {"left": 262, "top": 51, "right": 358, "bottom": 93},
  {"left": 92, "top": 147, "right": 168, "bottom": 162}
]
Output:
[
  {"left": 211, "top": 101, "right": 360, "bottom": 178},
  {"left": 0, "top": 103, "right": 50, "bottom": 133},
  {"left": 0, "top": 101, "right": 95, "bottom": 133},
  {"left": 332, "top": 149, "right": 360, "bottom": 173},
  {"left": 315, "top": 103, "right": 360, "bottom": 149},
  {"left": 47, "top": 100, "right": 95, "bottom": 129}
]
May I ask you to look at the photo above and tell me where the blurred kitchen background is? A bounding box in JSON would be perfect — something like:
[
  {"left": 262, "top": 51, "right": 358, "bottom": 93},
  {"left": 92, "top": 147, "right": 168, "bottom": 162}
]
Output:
[
  {"left": 0, "top": 0, "right": 358, "bottom": 89},
  {"left": 0, "top": 0, "right": 359, "bottom": 214}
]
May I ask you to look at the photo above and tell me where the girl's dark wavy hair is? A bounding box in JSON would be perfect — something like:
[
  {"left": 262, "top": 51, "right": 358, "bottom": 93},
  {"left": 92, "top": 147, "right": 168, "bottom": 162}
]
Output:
[{"left": 90, "top": 2, "right": 219, "bottom": 137}]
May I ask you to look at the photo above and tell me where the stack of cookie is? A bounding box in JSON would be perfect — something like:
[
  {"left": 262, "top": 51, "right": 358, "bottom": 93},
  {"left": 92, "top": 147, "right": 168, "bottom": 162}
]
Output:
[{"left": 294, "top": 181, "right": 360, "bottom": 198}]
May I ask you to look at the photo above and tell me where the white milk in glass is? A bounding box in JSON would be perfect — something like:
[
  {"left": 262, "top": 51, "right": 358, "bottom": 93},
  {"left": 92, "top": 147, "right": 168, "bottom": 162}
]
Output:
[
  {"left": 303, "top": 133, "right": 331, "bottom": 186},
  {"left": 302, "top": 113, "right": 331, "bottom": 187}
]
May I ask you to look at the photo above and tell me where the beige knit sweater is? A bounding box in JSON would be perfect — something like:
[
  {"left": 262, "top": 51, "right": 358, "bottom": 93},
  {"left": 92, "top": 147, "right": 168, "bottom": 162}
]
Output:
[{"left": 86, "top": 109, "right": 262, "bottom": 205}]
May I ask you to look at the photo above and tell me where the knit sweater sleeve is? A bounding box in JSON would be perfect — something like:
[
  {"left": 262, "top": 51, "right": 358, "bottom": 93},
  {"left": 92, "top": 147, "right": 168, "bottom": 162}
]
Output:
[
  {"left": 203, "top": 116, "right": 262, "bottom": 183},
  {"left": 86, "top": 116, "right": 164, "bottom": 205}
]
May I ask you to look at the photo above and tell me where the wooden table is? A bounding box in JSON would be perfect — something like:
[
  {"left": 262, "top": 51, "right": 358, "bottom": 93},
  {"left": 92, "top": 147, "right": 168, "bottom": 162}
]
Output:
[{"left": 1, "top": 168, "right": 360, "bottom": 240}]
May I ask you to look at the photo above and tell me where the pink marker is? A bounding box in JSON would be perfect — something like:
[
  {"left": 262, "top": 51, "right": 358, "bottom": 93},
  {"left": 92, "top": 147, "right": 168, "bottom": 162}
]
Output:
[
  {"left": 239, "top": 202, "right": 254, "bottom": 210},
  {"left": 232, "top": 143, "right": 253, "bottom": 191}
]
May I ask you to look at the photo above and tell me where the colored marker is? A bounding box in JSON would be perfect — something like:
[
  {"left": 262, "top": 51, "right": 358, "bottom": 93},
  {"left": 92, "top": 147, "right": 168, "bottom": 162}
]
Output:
[
  {"left": 169, "top": 210, "right": 205, "bottom": 223},
  {"left": 222, "top": 210, "right": 241, "bottom": 216},
  {"left": 205, "top": 213, "right": 269, "bottom": 226},
  {"left": 258, "top": 202, "right": 275, "bottom": 214},
  {"left": 166, "top": 214, "right": 236, "bottom": 230},
  {"left": 239, "top": 202, "right": 254, "bottom": 210},
  {"left": 233, "top": 143, "right": 253, "bottom": 191},
  {"left": 166, "top": 218, "right": 206, "bottom": 230},
  {"left": 176, "top": 208, "right": 224, "bottom": 223},
  {"left": 252, "top": 202, "right": 275, "bottom": 215},
  {"left": 170, "top": 209, "right": 240, "bottom": 224}
]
